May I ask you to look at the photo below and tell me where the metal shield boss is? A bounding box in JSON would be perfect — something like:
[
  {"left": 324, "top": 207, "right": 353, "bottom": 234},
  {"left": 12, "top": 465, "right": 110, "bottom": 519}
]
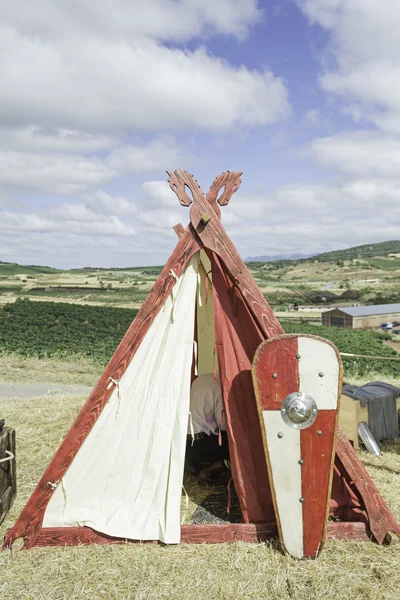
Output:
[{"left": 281, "top": 392, "right": 318, "bottom": 429}]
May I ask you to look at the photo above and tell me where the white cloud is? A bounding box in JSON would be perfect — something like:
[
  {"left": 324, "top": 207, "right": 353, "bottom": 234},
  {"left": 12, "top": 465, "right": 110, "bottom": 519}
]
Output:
[
  {"left": 227, "top": 177, "right": 400, "bottom": 256},
  {"left": 142, "top": 181, "right": 177, "bottom": 209},
  {"left": 297, "top": 0, "right": 400, "bottom": 133},
  {"left": 2, "top": 1, "right": 262, "bottom": 44},
  {"left": 310, "top": 131, "right": 400, "bottom": 179},
  {"left": 0, "top": 137, "right": 186, "bottom": 195},
  {"left": 0, "top": 150, "right": 115, "bottom": 195},
  {"left": 86, "top": 191, "right": 138, "bottom": 217},
  {"left": 0, "top": 29, "right": 289, "bottom": 134},
  {"left": 0, "top": 212, "right": 136, "bottom": 237},
  {"left": 0, "top": 0, "right": 290, "bottom": 244},
  {"left": 2, "top": 168, "right": 400, "bottom": 268},
  {"left": 106, "top": 137, "right": 189, "bottom": 174},
  {"left": 1, "top": 126, "right": 117, "bottom": 154}
]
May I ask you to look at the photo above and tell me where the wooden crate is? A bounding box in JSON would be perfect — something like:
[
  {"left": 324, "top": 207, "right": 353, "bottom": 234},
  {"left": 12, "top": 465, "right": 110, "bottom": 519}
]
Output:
[
  {"left": 339, "top": 394, "right": 400, "bottom": 449},
  {"left": 0, "top": 426, "right": 16, "bottom": 524}
]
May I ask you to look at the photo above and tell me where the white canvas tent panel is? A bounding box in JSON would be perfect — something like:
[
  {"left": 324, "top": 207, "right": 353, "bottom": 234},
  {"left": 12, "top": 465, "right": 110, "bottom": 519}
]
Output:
[{"left": 43, "top": 254, "right": 199, "bottom": 544}]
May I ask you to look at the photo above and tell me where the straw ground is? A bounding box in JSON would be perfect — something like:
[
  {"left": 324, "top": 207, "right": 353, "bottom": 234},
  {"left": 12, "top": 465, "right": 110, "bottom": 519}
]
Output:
[{"left": 1, "top": 370, "right": 400, "bottom": 599}]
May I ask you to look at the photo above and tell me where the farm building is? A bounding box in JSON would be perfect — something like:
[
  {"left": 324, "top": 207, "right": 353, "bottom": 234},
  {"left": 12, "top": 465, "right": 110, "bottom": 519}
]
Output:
[{"left": 321, "top": 303, "right": 400, "bottom": 329}]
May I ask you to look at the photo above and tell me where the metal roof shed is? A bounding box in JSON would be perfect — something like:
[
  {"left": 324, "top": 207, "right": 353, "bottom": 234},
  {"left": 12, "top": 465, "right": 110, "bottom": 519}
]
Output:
[{"left": 322, "top": 303, "right": 400, "bottom": 329}]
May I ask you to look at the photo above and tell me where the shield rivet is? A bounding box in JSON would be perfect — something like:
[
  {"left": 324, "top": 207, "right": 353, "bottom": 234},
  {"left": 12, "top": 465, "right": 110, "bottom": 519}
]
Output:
[
  {"left": 295, "top": 354, "right": 301, "bottom": 360},
  {"left": 319, "top": 372, "right": 324, "bottom": 377},
  {"left": 298, "top": 459, "right": 304, "bottom": 465},
  {"left": 281, "top": 408, "right": 286, "bottom": 414},
  {"left": 272, "top": 373, "right": 277, "bottom": 379},
  {"left": 317, "top": 430, "right": 322, "bottom": 436},
  {"left": 299, "top": 497, "right": 305, "bottom": 503},
  {"left": 277, "top": 432, "right": 283, "bottom": 438}
]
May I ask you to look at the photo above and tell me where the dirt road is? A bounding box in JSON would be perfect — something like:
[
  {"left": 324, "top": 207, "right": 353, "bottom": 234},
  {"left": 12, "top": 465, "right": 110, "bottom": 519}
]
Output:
[{"left": 0, "top": 383, "right": 92, "bottom": 399}]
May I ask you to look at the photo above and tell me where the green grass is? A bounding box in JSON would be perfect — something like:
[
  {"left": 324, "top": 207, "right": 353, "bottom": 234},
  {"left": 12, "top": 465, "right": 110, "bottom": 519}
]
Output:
[
  {"left": 0, "top": 262, "right": 62, "bottom": 276},
  {"left": 0, "top": 285, "right": 23, "bottom": 293},
  {"left": 311, "top": 240, "right": 400, "bottom": 262},
  {"left": 0, "top": 299, "right": 137, "bottom": 364},
  {"left": 280, "top": 320, "right": 399, "bottom": 379},
  {"left": 18, "top": 287, "right": 149, "bottom": 304},
  {"left": 367, "top": 258, "right": 400, "bottom": 271}
]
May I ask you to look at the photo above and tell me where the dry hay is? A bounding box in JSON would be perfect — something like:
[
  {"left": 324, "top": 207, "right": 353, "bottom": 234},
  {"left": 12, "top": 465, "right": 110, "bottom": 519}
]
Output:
[
  {"left": 1, "top": 393, "right": 400, "bottom": 600},
  {"left": 0, "top": 354, "right": 102, "bottom": 386}
]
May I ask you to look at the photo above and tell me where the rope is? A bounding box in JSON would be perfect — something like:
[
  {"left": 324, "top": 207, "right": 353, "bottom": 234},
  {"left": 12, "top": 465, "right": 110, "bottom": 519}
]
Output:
[
  {"left": 169, "top": 270, "right": 178, "bottom": 323},
  {"left": 340, "top": 352, "right": 400, "bottom": 362},
  {"left": 197, "top": 272, "right": 203, "bottom": 307},
  {"left": 0, "top": 450, "right": 14, "bottom": 464},
  {"left": 186, "top": 340, "right": 198, "bottom": 376},
  {"left": 47, "top": 480, "right": 59, "bottom": 490},
  {"left": 46, "top": 478, "right": 68, "bottom": 510},
  {"left": 107, "top": 377, "right": 122, "bottom": 419},
  {"left": 226, "top": 477, "right": 233, "bottom": 515},
  {"left": 205, "top": 273, "right": 209, "bottom": 304},
  {"left": 218, "top": 410, "right": 225, "bottom": 447},
  {"left": 213, "top": 343, "right": 222, "bottom": 379},
  {"left": 193, "top": 341, "right": 198, "bottom": 376},
  {"left": 188, "top": 411, "right": 195, "bottom": 446},
  {"left": 61, "top": 478, "right": 68, "bottom": 512}
]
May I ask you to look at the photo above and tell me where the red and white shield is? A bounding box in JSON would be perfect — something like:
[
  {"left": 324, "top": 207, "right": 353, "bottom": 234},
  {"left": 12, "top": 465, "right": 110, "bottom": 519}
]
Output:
[{"left": 252, "top": 334, "right": 342, "bottom": 559}]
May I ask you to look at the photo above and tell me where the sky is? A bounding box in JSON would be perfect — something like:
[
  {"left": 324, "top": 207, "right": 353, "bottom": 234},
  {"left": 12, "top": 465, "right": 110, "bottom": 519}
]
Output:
[{"left": 1, "top": 0, "right": 400, "bottom": 268}]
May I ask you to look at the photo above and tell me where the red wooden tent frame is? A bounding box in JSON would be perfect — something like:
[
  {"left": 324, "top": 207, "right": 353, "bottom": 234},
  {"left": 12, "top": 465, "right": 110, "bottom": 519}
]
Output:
[{"left": 3, "top": 170, "right": 399, "bottom": 551}]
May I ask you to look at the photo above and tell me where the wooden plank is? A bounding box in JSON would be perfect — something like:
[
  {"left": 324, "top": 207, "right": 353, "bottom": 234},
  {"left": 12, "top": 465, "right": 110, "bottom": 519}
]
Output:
[
  {"left": 168, "top": 170, "right": 284, "bottom": 339},
  {"left": 173, "top": 223, "right": 185, "bottom": 239},
  {"left": 2, "top": 225, "right": 202, "bottom": 551},
  {"left": 301, "top": 410, "right": 337, "bottom": 558},
  {"left": 0, "top": 428, "right": 16, "bottom": 525},
  {"left": 0, "top": 487, "right": 14, "bottom": 525},
  {"left": 7, "top": 429, "right": 16, "bottom": 497},
  {"left": 4, "top": 522, "right": 369, "bottom": 549},
  {"left": 181, "top": 523, "right": 275, "bottom": 544},
  {"left": 335, "top": 428, "right": 400, "bottom": 543},
  {"left": 338, "top": 394, "right": 362, "bottom": 449}
]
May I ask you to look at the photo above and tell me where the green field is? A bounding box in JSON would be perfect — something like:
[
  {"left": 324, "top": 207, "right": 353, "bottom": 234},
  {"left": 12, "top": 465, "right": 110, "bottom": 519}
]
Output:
[
  {"left": 0, "top": 299, "right": 398, "bottom": 379},
  {"left": 0, "top": 299, "right": 137, "bottom": 364},
  {"left": 18, "top": 288, "right": 149, "bottom": 304},
  {"left": 280, "top": 320, "right": 398, "bottom": 378},
  {"left": 1, "top": 239, "right": 399, "bottom": 310}
]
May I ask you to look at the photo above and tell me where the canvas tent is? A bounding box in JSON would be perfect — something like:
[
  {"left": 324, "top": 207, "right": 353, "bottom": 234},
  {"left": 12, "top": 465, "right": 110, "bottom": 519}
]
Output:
[{"left": 3, "top": 170, "right": 399, "bottom": 551}]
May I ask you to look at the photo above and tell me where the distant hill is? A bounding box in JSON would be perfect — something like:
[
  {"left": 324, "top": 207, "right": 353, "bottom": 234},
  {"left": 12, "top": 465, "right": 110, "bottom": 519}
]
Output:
[
  {"left": 245, "top": 253, "right": 314, "bottom": 262},
  {"left": 2, "top": 239, "right": 400, "bottom": 275},
  {"left": 246, "top": 240, "right": 400, "bottom": 265},
  {"left": 0, "top": 262, "right": 61, "bottom": 276},
  {"left": 311, "top": 240, "right": 400, "bottom": 263}
]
